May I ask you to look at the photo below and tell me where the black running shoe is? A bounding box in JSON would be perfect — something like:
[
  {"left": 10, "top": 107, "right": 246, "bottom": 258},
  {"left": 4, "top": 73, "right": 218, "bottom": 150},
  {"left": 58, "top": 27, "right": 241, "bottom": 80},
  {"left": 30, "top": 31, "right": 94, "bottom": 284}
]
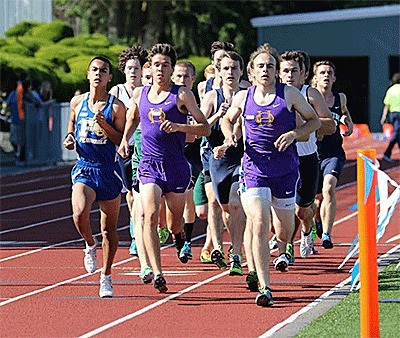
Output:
[
  {"left": 246, "top": 271, "right": 259, "bottom": 292},
  {"left": 154, "top": 275, "right": 168, "bottom": 293}
]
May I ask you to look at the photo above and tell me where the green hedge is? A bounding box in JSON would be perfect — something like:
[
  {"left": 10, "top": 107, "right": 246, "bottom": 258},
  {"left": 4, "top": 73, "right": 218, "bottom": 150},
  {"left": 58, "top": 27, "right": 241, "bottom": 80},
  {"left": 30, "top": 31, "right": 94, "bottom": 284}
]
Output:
[
  {"left": 5, "top": 21, "right": 41, "bottom": 37},
  {"left": 30, "top": 20, "right": 74, "bottom": 42},
  {"left": 59, "top": 34, "right": 110, "bottom": 48},
  {"left": 1, "top": 21, "right": 212, "bottom": 103},
  {"left": 0, "top": 53, "right": 59, "bottom": 93}
]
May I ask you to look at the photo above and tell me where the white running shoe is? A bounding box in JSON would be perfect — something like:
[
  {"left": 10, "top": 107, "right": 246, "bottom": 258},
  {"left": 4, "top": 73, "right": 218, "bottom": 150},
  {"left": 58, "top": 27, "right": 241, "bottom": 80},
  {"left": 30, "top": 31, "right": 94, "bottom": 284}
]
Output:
[
  {"left": 269, "top": 235, "right": 278, "bottom": 251},
  {"left": 83, "top": 237, "right": 98, "bottom": 273},
  {"left": 300, "top": 231, "right": 313, "bottom": 258},
  {"left": 273, "top": 253, "right": 289, "bottom": 272},
  {"left": 99, "top": 274, "right": 114, "bottom": 298}
]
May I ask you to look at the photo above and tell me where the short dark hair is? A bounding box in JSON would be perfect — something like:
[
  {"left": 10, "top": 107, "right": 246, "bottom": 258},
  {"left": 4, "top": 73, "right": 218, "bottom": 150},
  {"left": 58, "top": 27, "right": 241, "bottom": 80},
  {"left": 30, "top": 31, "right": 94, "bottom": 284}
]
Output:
[
  {"left": 149, "top": 43, "right": 177, "bottom": 67},
  {"left": 215, "top": 51, "right": 244, "bottom": 72},
  {"left": 89, "top": 56, "right": 113, "bottom": 74},
  {"left": 313, "top": 60, "right": 336, "bottom": 76},
  {"left": 391, "top": 72, "right": 400, "bottom": 84},
  {"left": 175, "top": 61, "right": 196, "bottom": 76},
  {"left": 296, "top": 50, "right": 311, "bottom": 74},
  {"left": 280, "top": 51, "right": 304, "bottom": 72},
  {"left": 210, "top": 41, "right": 235, "bottom": 60},
  {"left": 118, "top": 46, "right": 148, "bottom": 73}
]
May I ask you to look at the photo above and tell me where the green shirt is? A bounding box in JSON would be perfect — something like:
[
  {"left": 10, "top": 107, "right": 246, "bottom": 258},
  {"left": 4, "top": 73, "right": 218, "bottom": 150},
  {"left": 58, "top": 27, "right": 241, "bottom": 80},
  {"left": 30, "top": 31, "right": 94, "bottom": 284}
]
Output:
[{"left": 384, "top": 83, "right": 400, "bottom": 112}]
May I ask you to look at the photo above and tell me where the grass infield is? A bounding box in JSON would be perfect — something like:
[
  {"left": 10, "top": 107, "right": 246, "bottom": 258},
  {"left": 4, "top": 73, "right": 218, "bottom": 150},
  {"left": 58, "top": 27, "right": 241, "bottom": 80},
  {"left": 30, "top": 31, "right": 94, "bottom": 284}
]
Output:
[{"left": 296, "top": 261, "right": 400, "bottom": 337}]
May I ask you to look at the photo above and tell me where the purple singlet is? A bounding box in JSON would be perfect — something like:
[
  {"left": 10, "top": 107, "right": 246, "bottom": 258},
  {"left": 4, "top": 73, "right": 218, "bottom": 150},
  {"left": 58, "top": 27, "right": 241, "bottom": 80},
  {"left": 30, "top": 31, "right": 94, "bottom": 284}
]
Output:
[
  {"left": 242, "top": 83, "right": 299, "bottom": 178},
  {"left": 139, "top": 84, "right": 187, "bottom": 161}
]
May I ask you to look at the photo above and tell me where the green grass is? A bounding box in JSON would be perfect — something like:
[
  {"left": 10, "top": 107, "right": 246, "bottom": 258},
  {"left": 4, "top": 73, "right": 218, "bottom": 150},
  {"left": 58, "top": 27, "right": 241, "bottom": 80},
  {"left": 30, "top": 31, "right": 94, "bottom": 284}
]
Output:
[{"left": 296, "top": 261, "right": 400, "bottom": 338}]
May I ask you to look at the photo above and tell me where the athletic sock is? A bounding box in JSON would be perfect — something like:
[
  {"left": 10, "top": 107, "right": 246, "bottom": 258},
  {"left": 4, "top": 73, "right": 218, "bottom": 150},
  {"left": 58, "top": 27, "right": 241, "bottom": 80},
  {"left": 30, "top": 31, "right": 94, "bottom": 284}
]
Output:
[{"left": 184, "top": 222, "right": 194, "bottom": 243}]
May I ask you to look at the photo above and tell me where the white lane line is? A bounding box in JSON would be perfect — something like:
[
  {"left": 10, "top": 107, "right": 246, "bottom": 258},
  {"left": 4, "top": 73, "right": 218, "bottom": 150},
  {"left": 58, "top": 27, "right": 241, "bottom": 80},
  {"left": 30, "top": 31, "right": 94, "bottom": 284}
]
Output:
[
  {"left": 0, "top": 198, "right": 70, "bottom": 215},
  {"left": 0, "top": 232, "right": 203, "bottom": 306},
  {"left": 79, "top": 268, "right": 230, "bottom": 338},
  {"left": 258, "top": 244, "right": 400, "bottom": 338},
  {"left": 0, "top": 185, "right": 70, "bottom": 199},
  {"left": 1, "top": 174, "right": 70, "bottom": 188},
  {"left": 0, "top": 203, "right": 127, "bottom": 235},
  {"left": 0, "top": 225, "right": 126, "bottom": 263}
]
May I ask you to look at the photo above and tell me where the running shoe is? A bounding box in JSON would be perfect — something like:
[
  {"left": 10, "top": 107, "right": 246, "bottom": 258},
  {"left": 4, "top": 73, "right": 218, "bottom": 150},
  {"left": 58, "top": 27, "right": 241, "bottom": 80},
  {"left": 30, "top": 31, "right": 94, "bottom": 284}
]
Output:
[
  {"left": 322, "top": 232, "right": 334, "bottom": 249},
  {"left": 229, "top": 254, "right": 243, "bottom": 276},
  {"left": 179, "top": 241, "right": 193, "bottom": 261},
  {"left": 154, "top": 275, "right": 168, "bottom": 293},
  {"left": 211, "top": 248, "right": 227, "bottom": 270},
  {"left": 83, "top": 237, "right": 98, "bottom": 273},
  {"left": 300, "top": 231, "right": 313, "bottom": 258},
  {"left": 174, "top": 235, "right": 188, "bottom": 264},
  {"left": 273, "top": 253, "right": 289, "bottom": 272},
  {"left": 286, "top": 243, "right": 295, "bottom": 265},
  {"left": 200, "top": 249, "right": 212, "bottom": 263},
  {"left": 269, "top": 234, "right": 278, "bottom": 250},
  {"left": 315, "top": 220, "right": 323, "bottom": 239},
  {"left": 256, "top": 286, "right": 274, "bottom": 307},
  {"left": 99, "top": 274, "right": 114, "bottom": 298},
  {"left": 129, "top": 238, "right": 138, "bottom": 256},
  {"left": 158, "top": 226, "right": 170, "bottom": 244},
  {"left": 246, "top": 271, "right": 259, "bottom": 292},
  {"left": 140, "top": 266, "right": 154, "bottom": 284}
]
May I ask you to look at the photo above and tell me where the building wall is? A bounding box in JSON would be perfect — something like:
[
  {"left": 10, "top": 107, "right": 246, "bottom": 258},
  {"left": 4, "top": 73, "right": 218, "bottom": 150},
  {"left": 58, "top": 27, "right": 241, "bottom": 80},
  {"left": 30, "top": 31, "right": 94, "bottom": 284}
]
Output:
[
  {"left": 0, "top": 0, "right": 52, "bottom": 37},
  {"left": 256, "top": 16, "right": 400, "bottom": 132}
]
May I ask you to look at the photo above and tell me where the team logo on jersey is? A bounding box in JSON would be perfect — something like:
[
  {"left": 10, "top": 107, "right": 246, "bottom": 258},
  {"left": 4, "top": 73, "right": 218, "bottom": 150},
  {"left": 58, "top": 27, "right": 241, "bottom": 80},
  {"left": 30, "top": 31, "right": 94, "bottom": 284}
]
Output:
[
  {"left": 78, "top": 118, "right": 108, "bottom": 144},
  {"left": 255, "top": 110, "right": 274, "bottom": 126},
  {"left": 331, "top": 112, "right": 340, "bottom": 126},
  {"left": 148, "top": 108, "right": 166, "bottom": 123}
]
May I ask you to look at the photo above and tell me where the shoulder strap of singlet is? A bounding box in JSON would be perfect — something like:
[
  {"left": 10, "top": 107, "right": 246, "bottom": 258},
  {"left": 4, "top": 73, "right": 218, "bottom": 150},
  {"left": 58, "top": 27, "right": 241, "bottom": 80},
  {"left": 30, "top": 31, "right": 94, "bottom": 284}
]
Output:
[
  {"left": 334, "top": 92, "right": 341, "bottom": 108},
  {"left": 275, "top": 82, "right": 285, "bottom": 99},
  {"left": 205, "top": 78, "right": 214, "bottom": 93}
]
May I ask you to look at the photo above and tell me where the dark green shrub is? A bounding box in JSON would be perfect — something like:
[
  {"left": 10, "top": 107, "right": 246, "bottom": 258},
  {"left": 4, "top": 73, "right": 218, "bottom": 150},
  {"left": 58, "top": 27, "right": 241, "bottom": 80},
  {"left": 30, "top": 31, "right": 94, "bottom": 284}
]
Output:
[
  {"left": 0, "top": 37, "right": 7, "bottom": 47},
  {"left": 17, "top": 36, "right": 52, "bottom": 53},
  {"left": 59, "top": 34, "right": 110, "bottom": 48},
  {"left": 0, "top": 53, "right": 59, "bottom": 94},
  {"left": 1, "top": 43, "right": 33, "bottom": 57},
  {"left": 5, "top": 21, "right": 40, "bottom": 37},
  {"left": 30, "top": 20, "right": 74, "bottom": 42},
  {"left": 54, "top": 69, "right": 88, "bottom": 102}
]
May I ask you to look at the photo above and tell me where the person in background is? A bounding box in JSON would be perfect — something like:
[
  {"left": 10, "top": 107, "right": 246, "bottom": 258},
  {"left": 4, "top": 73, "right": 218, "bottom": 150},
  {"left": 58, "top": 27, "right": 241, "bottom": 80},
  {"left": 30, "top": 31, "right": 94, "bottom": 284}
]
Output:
[
  {"left": 313, "top": 60, "right": 354, "bottom": 249},
  {"left": 380, "top": 73, "right": 400, "bottom": 163},
  {"left": 109, "top": 46, "right": 149, "bottom": 257}
]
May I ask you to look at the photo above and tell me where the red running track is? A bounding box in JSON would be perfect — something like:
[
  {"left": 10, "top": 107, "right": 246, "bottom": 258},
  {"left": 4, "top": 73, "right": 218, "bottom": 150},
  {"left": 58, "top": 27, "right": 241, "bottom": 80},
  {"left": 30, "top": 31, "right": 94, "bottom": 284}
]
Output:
[{"left": 0, "top": 137, "right": 399, "bottom": 337}]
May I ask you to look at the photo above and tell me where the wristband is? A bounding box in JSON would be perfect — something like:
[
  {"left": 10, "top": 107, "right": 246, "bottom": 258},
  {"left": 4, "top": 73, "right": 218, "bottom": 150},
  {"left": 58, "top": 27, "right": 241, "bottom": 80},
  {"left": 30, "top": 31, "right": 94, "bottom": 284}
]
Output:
[{"left": 65, "top": 132, "right": 75, "bottom": 140}]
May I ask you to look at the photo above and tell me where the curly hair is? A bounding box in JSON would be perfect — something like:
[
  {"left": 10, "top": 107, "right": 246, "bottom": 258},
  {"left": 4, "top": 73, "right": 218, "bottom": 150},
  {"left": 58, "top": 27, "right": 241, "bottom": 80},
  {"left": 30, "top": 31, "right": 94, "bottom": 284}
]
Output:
[
  {"left": 118, "top": 46, "right": 149, "bottom": 73},
  {"left": 149, "top": 43, "right": 177, "bottom": 67}
]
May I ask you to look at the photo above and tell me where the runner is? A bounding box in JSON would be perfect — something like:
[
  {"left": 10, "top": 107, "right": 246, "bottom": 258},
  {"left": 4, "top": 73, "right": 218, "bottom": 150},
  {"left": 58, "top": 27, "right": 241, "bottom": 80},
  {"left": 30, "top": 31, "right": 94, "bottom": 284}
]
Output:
[
  {"left": 63, "top": 56, "right": 126, "bottom": 298},
  {"left": 119, "top": 43, "right": 210, "bottom": 293},
  {"left": 109, "top": 46, "right": 148, "bottom": 257},
  {"left": 172, "top": 61, "right": 202, "bottom": 261},
  {"left": 279, "top": 50, "right": 335, "bottom": 261},
  {"left": 313, "top": 60, "right": 354, "bottom": 249},
  {"left": 202, "top": 51, "right": 247, "bottom": 275},
  {"left": 221, "top": 44, "right": 320, "bottom": 306}
]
